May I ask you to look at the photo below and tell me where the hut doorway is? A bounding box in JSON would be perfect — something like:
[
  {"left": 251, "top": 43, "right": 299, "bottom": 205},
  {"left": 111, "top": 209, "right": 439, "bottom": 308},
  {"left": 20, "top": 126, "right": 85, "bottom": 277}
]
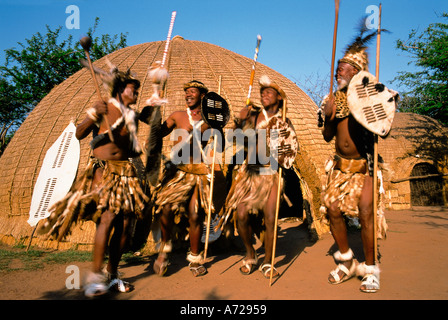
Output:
[
  {"left": 410, "top": 163, "right": 443, "bottom": 206},
  {"left": 279, "top": 168, "right": 303, "bottom": 219}
]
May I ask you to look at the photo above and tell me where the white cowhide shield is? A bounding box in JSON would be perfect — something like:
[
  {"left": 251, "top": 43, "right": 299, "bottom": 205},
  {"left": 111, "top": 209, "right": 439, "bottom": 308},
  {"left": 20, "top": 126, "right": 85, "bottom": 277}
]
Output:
[
  {"left": 267, "top": 117, "right": 298, "bottom": 169},
  {"left": 347, "top": 71, "right": 396, "bottom": 137}
]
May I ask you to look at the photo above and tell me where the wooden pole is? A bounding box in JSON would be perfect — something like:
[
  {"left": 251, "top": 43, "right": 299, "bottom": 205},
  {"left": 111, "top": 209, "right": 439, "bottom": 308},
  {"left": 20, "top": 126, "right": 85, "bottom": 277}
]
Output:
[
  {"left": 373, "top": 3, "right": 382, "bottom": 264},
  {"left": 329, "top": 0, "right": 340, "bottom": 99},
  {"left": 318, "top": 0, "right": 340, "bottom": 127},
  {"left": 80, "top": 36, "right": 114, "bottom": 143},
  {"left": 203, "top": 135, "right": 217, "bottom": 262},
  {"left": 26, "top": 221, "right": 39, "bottom": 252},
  {"left": 269, "top": 99, "right": 287, "bottom": 286},
  {"left": 203, "top": 76, "right": 222, "bottom": 262}
]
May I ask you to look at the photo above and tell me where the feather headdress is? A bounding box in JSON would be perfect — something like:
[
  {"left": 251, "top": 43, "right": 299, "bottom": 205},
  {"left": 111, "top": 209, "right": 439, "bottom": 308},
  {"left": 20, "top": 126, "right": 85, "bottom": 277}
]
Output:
[
  {"left": 339, "top": 18, "right": 388, "bottom": 72},
  {"left": 79, "top": 58, "right": 140, "bottom": 97},
  {"left": 79, "top": 58, "right": 142, "bottom": 153}
]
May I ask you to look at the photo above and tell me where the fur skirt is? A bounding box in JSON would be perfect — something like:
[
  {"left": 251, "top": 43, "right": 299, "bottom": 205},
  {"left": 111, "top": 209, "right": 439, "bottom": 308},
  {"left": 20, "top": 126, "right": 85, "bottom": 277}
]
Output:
[
  {"left": 216, "top": 164, "right": 279, "bottom": 236},
  {"left": 153, "top": 162, "right": 213, "bottom": 224},
  {"left": 322, "top": 155, "right": 368, "bottom": 217},
  {"left": 321, "top": 154, "right": 387, "bottom": 239},
  {"left": 37, "top": 158, "right": 149, "bottom": 241}
]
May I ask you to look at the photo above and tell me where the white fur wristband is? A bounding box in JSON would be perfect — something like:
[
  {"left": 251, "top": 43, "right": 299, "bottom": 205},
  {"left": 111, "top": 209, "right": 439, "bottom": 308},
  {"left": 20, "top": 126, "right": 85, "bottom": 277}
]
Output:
[{"left": 86, "top": 107, "right": 100, "bottom": 122}]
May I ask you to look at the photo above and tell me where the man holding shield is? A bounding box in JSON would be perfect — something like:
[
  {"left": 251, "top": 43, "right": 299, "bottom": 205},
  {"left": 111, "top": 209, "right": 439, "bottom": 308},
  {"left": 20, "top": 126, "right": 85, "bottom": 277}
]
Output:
[
  {"left": 320, "top": 28, "right": 397, "bottom": 293},
  {"left": 38, "top": 64, "right": 149, "bottom": 297},
  {"left": 217, "top": 76, "right": 297, "bottom": 279},
  {"left": 151, "top": 80, "right": 213, "bottom": 277}
]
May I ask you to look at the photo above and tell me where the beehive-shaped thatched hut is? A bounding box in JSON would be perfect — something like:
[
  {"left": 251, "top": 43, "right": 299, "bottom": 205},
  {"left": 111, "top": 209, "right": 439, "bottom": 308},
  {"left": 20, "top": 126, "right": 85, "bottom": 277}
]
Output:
[
  {"left": 379, "top": 112, "right": 448, "bottom": 209},
  {"left": 0, "top": 37, "right": 334, "bottom": 250}
]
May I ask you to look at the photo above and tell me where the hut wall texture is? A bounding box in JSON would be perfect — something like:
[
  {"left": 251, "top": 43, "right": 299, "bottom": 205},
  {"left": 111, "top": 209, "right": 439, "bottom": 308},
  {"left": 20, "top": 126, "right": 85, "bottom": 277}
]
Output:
[
  {"left": 379, "top": 113, "right": 448, "bottom": 210},
  {"left": 0, "top": 38, "right": 333, "bottom": 249}
]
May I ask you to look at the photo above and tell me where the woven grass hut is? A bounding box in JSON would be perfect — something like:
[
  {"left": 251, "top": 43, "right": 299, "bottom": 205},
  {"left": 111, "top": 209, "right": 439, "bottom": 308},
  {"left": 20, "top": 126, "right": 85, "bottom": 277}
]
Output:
[
  {"left": 379, "top": 112, "right": 448, "bottom": 209},
  {"left": 0, "top": 36, "right": 333, "bottom": 250}
]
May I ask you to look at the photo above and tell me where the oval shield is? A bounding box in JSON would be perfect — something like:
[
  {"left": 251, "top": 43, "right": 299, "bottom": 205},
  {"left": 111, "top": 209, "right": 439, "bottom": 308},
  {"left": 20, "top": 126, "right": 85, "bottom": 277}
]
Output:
[
  {"left": 347, "top": 71, "right": 396, "bottom": 137},
  {"left": 267, "top": 116, "right": 299, "bottom": 169},
  {"left": 201, "top": 92, "right": 230, "bottom": 129}
]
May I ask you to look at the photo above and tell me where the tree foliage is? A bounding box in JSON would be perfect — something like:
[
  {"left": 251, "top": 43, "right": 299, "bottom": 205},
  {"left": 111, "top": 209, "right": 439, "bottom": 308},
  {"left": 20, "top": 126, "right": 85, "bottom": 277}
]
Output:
[
  {"left": 394, "top": 13, "right": 448, "bottom": 125},
  {"left": 0, "top": 17, "right": 128, "bottom": 155}
]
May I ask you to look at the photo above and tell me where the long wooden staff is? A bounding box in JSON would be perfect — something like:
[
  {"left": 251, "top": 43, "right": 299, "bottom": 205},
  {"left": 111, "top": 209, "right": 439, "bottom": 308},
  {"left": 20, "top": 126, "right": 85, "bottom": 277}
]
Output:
[
  {"left": 80, "top": 36, "right": 114, "bottom": 143},
  {"left": 203, "top": 76, "right": 222, "bottom": 261},
  {"left": 246, "top": 35, "right": 262, "bottom": 107},
  {"left": 329, "top": 0, "right": 340, "bottom": 100},
  {"left": 269, "top": 98, "right": 287, "bottom": 286},
  {"left": 373, "top": 3, "right": 382, "bottom": 264},
  {"left": 146, "top": 11, "right": 177, "bottom": 187},
  {"left": 318, "top": 0, "right": 340, "bottom": 127}
]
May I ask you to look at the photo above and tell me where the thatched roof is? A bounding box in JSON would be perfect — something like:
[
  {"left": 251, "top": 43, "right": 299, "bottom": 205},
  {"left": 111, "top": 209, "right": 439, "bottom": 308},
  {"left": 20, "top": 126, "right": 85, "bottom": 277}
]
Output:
[{"left": 0, "top": 37, "right": 333, "bottom": 248}]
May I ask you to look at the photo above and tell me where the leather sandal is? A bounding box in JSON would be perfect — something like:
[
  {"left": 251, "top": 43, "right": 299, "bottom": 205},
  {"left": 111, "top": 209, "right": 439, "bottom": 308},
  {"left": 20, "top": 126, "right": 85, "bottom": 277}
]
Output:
[
  {"left": 328, "top": 249, "right": 358, "bottom": 285},
  {"left": 259, "top": 263, "right": 279, "bottom": 279},
  {"left": 108, "top": 278, "right": 134, "bottom": 293},
  {"left": 358, "top": 263, "right": 380, "bottom": 293},
  {"left": 239, "top": 256, "right": 258, "bottom": 275}
]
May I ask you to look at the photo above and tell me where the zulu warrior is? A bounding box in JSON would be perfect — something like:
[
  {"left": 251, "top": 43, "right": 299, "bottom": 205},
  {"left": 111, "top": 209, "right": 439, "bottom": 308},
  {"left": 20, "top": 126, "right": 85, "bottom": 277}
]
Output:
[
  {"left": 320, "top": 25, "right": 398, "bottom": 293},
  {"left": 151, "top": 80, "right": 213, "bottom": 277},
  {"left": 38, "top": 62, "right": 149, "bottom": 297},
  {"left": 217, "top": 76, "right": 297, "bottom": 279}
]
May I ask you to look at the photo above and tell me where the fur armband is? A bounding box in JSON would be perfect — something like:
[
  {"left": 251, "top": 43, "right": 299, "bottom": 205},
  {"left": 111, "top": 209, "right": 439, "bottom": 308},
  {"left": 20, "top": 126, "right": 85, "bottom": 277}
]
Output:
[{"left": 86, "top": 107, "right": 101, "bottom": 123}]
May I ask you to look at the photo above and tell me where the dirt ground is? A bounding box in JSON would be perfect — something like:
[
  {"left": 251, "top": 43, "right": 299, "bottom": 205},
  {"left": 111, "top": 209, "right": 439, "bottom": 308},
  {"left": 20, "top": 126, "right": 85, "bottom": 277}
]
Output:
[{"left": 1, "top": 206, "right": 447, "bottom": 304}]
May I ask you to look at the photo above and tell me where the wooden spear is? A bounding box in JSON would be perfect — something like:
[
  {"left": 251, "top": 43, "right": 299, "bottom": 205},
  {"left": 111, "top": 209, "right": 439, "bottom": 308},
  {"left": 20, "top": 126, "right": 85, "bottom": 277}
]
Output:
[
  {"left": 373, "top": 3, "right": 382, "bottom": 264},
  {"left": 318, "top": 0, "right": 340, "bottom": 127},
  {"left": 269, "top": 98, "right": 287, "bottom": 286},
  {"left": 246, "top": 35, "right": 262, "bottom": 107},
  {"left": 204, "top": 76, "right": 222, "bottom": 262},
  {"left": 80, "top": 36, "right": 114, "bottom": 143},
  {"left": 329, "top": 0, "right": 340, "bottom": 100}
]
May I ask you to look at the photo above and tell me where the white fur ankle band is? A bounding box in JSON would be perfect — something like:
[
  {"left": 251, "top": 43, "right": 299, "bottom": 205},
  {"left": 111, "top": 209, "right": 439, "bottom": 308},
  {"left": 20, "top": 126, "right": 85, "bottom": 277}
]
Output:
[
  {"left": 333, "top": 249, "right": 354, "bottom": 262},
  {"left": 187, "top": 252, "right": 204, "bottom": 264}
]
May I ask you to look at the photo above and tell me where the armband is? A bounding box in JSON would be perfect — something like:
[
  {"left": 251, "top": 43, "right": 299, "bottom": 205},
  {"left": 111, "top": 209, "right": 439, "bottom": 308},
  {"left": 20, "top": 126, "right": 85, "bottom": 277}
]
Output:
[{"left": 86, "top": 107, "right": 100, "bottom": 123}]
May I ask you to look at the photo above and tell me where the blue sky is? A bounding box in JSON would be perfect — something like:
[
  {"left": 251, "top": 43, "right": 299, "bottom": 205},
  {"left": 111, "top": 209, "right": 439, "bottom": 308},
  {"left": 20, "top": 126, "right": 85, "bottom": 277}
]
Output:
[{"left": 1, "top": 0, "right": 447, "bottom": 95}]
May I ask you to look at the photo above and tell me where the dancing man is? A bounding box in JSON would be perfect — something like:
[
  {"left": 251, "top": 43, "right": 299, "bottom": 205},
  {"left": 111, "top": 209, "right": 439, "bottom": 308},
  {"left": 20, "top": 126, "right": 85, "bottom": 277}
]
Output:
[
  {"left": 217, "top": 76, "right": 296, "bottom": 279},
  {"left": 320, "top": 28, "right": 395, "bottom": 293},
  {"left": 38, "top": 65, "right": 149, "bottom": 297},
  {"left": 152, "top": 80, "right": 213, "bottom": 277}
]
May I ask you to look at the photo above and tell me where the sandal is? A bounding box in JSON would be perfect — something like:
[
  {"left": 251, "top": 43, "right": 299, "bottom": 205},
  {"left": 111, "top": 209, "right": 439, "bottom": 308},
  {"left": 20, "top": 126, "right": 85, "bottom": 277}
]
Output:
[
  {"left": 153, "top": 252, "right": 169, "bottom": 276},
  {"left": 102, "top": 267, "right": 134, "bottom": 293},
  {"left": 358, "top": 263, "right": 380, "bottom": 293},
  {"left": 187, "top": 251, "right": 207, "bottom": 277},
  {"left": 328, "top": 249, "right": 358, "bottom": 285},
  {"left": 259, "top": 263, "right": 279, "bottom": 279},
  {"left": 108, "top": 278, "right": 134, "bottom": 293},
  {"left": 239, "top": 256, "right": 258, "bottom": 275},
  {"left": 189, "top": 262, "right": 208, "bottom": 277},
  {"left": 84, "top": 272, "right": 108, "bottom": 298}
]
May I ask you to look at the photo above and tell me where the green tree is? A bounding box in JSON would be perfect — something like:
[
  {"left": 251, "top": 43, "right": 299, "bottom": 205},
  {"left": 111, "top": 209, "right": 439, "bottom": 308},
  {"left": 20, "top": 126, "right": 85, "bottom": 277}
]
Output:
[
  {"left": 394, "top": 13, "right": 448, "bottom": 125},
  {"left": 0, "top": 17, "right": 128, "bottom": 155}
]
